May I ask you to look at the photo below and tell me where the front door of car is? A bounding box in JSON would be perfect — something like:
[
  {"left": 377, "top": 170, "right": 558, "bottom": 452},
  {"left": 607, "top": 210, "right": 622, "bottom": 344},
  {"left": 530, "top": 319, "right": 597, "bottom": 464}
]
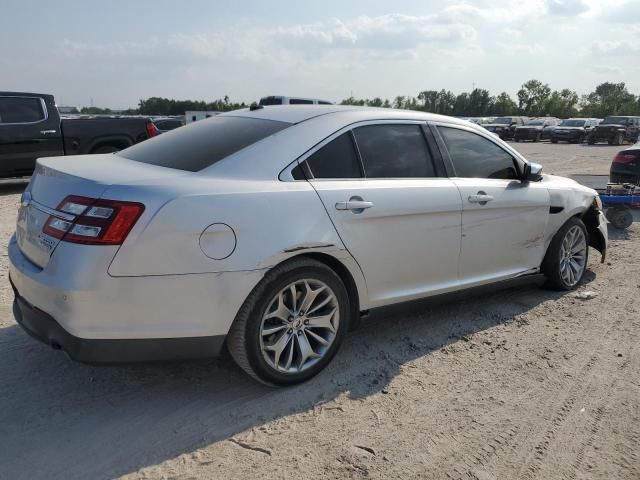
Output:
[
  {"left": 299, "top": 122, "right": 463, "bottom": 308},
  {"left": 434, "top": 124, "right": 550, "bottom": 284}
]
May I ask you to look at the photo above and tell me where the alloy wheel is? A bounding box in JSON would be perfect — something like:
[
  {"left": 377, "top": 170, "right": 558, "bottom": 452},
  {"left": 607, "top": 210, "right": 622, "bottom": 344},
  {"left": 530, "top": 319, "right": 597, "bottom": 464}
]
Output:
[
  {"left": 259, "top": 279, "right": 340, "bottom": 374},
  {"left": 559, "top": 225, "right": 587, "bottom": 287}
]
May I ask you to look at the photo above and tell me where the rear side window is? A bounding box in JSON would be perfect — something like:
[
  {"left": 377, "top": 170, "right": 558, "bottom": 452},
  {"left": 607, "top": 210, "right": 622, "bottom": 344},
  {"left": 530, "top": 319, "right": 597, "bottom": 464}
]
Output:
[
  {"left": 0, "top": 97, "right": 46, "bottom": 124},
  {"left": 305, "top": 132, "right": 362, "bottom": 179},
  {"left": 259, "top": 97, "right": 283, "bottom": 106},
  {"left": 438, "top": 126, "right": 519, "bottom": 180},
  {"left": 353, "top": 124, "right": 435, "bottom": 178},
  {"left": 117, "top": 116, "right": 289, "bottom": 172},
  {"left": 289, "top": 99, "right": 314, "bottom": 105}
]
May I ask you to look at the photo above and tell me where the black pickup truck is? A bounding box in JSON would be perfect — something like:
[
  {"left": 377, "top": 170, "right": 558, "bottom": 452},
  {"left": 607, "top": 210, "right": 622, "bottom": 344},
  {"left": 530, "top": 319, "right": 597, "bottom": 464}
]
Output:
[
  {"left": 587, "top": 116, "right": 640, "bottom": 145},
  {"left": 0, "top": 92, "right": 158, "bottom": 178}
]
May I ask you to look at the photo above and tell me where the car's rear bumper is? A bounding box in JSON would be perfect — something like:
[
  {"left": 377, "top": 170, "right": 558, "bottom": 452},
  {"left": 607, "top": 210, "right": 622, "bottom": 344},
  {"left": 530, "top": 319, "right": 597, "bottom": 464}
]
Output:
[
  {"left": 11, "top": 280, "right": 226, "bottom": 363},
  {"left": 8, "top": 233, "right": 266, "bottom": 361}
]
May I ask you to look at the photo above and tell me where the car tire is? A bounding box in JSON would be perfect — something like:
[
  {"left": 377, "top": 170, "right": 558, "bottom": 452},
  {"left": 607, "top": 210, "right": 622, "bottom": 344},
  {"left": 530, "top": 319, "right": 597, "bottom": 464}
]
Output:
[
  {"left": 606, "top": 206, "right": 633, "bottom": 230},
  {"left": 551, "top": 139, "right": 558, "bottom": 144},
  {"left": 514, "top": 138, "right": 520, "bottom": 142},
  {"left": 227, "top": 257, "right": 351, "bottom": 386},
  {"left": 587, "top": 136, "right": 595, "bottom": 145},
  {"left": 613, "top": 133, "right": 624, "bottom": 146},
  {"left": 541, "top": 217, "right": 589, "bottom": 291},
  {"left": 535, "top": 132, "right": 541, "bottom": 142}
]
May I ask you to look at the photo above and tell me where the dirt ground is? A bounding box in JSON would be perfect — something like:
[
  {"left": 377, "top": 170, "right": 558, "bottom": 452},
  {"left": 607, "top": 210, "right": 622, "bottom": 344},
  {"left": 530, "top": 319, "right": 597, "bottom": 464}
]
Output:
[{"left": 0, "top": 142, "right": 638, "bottom": 480}]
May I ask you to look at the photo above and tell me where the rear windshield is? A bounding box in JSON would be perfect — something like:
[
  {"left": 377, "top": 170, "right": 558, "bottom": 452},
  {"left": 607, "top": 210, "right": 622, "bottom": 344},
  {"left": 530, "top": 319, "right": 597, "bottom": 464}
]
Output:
[{"left": 117, "top": 116, "right": 290, "bottom": 171}]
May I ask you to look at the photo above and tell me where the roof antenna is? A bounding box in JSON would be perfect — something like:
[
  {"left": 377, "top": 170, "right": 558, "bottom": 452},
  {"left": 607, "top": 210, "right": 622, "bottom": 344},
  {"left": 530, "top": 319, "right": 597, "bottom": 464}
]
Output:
[{"left": 249, "top": 102, "right": 264, "bottom": 111}]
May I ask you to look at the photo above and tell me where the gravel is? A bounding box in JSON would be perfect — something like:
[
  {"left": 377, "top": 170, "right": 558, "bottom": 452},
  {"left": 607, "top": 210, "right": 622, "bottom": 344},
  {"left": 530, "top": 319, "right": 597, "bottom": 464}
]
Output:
[{"left": 0, "top": 142, "right": 638, "bottom": 480}]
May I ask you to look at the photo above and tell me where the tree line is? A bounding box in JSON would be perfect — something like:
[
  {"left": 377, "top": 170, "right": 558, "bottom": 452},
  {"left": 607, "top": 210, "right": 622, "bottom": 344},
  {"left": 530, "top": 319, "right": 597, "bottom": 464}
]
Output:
[
  {"left": 340, "top": 80, "right": 640, "bottom": 118},
  {"left": 78, "top": 80, "right": 640, "bottom": 118},
  {"left": 79, "top": 96, "right": 248, "bottom": 115}
]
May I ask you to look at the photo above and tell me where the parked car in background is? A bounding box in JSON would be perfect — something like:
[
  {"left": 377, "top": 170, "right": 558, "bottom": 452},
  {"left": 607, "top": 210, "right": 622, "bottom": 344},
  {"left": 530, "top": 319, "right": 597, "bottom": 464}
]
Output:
[
  {"left": 588, "top": 116, "right": 640, "bottom": 145},
  {"left": 482, "top": 116, "right": 527, "bottom": 140},
  {"left": 9, "top": 105, "right": 607, "bottom": 385},
  {"left": 550, "top": 118, "right": 599, "bottom": 144},
  {"left": 610, "top": 142, "right": 640, "bottom": 184},
  {"left": 153, "top": 117, "right": 185, "bottom": 134},
  {"left": 0, "top": 92, "right": 158, "bottom": 178},
  {"left": 514, "top": 118, "right": 560, "bottom": 142},
  {"left": 259, "top": 96, "right": 334, "bottom": 106}
]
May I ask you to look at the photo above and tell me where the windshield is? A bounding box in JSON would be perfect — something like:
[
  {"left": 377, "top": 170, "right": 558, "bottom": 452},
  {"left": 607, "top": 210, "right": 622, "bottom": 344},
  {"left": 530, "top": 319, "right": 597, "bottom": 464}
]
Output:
[
  {"left": 603, "top": 117, "right": 629, "bottom": 125},
  {"left": 493, "top": 117, "right": 512, "bottom": 124},
  {"left": 525, "top": 120, "right": 544, "bottom": 126},
  {"left": 560, "top": 119, "right": 585, "bottom": 127},
  {"left": 117, "top": 116, "right": 290, "bottom": 172}
]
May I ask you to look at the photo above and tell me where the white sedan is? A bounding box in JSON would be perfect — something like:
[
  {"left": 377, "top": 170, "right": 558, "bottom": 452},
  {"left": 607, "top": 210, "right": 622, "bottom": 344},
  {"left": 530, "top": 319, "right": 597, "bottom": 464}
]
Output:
[{"left": 9, "top": 106, "right": 607, "bottom": 385}]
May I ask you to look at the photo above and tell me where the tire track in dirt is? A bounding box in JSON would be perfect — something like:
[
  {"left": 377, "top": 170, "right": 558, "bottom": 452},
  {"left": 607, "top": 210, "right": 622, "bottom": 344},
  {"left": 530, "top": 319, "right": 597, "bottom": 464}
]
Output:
[{"left": 515, "top": 303, "right": 629, "bottom": 480}]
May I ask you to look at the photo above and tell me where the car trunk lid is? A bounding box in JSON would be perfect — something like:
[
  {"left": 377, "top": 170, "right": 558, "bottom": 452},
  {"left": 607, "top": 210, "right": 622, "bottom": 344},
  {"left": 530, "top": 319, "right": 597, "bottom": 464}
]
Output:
[{"left": 16, "top": 154, "right": 184, "bottom": 268}]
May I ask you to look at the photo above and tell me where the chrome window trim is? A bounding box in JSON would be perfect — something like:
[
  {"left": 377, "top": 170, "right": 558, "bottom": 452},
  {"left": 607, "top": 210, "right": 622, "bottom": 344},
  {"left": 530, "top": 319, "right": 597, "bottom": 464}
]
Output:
[
  {"left": 0, "top": 96, "right": 49, "bottom": 126},
  {"left": 431, "top": 120, "right": 527, "bottom": 179},
  {"left": 279, "top": 119, "right": 431, "bottom": 182}
]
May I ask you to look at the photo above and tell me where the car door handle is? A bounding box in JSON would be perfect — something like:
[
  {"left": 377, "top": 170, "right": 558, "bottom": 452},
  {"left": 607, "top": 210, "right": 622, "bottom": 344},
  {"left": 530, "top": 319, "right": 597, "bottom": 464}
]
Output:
[
  {"left": 468, "top": 194, "right": 494, "bottom": 204},
  {"left": 40, "top": 130, "right": 57, "bottom": 135},
  {"left": 335, "top": 200, "right": 374, "bottom": 211}
]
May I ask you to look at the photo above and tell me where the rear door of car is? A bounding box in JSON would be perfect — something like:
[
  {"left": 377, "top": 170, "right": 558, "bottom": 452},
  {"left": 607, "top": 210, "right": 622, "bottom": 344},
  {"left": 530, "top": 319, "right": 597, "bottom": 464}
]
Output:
[
  {"left": 299, "top": 121, "right": 463, "bottom": 307},
  {"left": 432, "top": 122, "right": 550, "bottom": 284},
  {"left": 0, "top": 95, "right": 63, "bottom": 177}
]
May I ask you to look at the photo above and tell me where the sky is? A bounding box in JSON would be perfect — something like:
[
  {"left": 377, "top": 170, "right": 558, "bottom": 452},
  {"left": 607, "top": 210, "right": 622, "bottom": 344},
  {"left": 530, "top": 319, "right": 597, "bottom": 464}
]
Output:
[{"left": 1, "top": 0, "right": 639, "bottom": 109}]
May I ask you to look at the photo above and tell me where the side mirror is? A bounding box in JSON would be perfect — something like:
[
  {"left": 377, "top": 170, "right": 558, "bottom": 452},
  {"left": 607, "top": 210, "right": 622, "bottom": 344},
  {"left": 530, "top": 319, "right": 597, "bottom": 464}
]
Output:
[{"left": 522, "top": 162, "right": 543, "bottom": 182}]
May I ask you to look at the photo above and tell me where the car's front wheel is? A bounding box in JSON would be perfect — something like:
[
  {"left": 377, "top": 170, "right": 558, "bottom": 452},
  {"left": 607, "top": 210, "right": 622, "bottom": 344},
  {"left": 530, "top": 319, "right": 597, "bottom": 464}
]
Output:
[
  {"left": 542, "top": 217, "right": 589, "bottom": 290},
  {"left": 227, "top": 258, "right": 350, "bottom": 386}
]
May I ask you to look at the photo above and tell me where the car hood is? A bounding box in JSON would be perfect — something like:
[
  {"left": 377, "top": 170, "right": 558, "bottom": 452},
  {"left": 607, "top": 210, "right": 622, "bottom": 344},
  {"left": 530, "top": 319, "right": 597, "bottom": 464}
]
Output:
[
  {"left": 540, "top": 174, "right": 596, "bottom": 195},
  {"left": 554, "top": 126, "right": 585, "bottom": 131},
  {"left": 484, "top": 124, "right": 510, "bottom": 128},
  {"left": 517, "top": 125, "right": 544, "bottom": 130}
]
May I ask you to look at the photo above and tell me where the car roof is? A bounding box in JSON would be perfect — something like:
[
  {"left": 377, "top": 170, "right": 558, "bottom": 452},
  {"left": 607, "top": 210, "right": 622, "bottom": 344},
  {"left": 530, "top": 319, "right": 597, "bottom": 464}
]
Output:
[{"left": 220, "top": 105, "right": 472, "bottom": 127}]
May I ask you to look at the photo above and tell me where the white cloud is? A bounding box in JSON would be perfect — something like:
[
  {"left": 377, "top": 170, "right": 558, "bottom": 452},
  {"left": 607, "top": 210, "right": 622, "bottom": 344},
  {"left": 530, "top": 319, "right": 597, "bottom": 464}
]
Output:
[
  {"left": 593, "top": 65, "right": 624, "bottom": 75},
  {"left": 546, "top": 0, "right": 590, "bottom": 16},
  {"left": 274, "top": 14, "right": 477, "bottom": 53},
  {"left": 591, "top": 40, "right": 640, "bottom": 56}
]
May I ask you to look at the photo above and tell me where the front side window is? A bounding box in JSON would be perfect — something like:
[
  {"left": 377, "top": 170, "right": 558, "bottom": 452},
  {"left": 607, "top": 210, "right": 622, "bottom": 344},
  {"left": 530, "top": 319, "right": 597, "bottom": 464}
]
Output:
[
  {"left": 289, "top": 99, "right": 314, "bottom": 105},
  {"left": 305, "top": 132, "right": 362, "bottom": 179},
  {"left": 438, "top": 126, "right": 519, "bottom": 180},
  {"left": 353, "top": 124, "right": 435, "bottom": 178},
  {"left": 0, "top": 97, "right": 46, "bottom": 124}
]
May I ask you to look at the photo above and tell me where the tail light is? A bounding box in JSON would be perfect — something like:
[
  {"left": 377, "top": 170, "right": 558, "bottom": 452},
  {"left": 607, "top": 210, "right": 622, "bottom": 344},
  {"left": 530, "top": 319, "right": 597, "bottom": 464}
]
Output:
[
  {"left": 43, "top": 195, "right": 145, "bottom": 245},
  {"left": 612, "top": 152, "right": 638, "bottom": 164},
  {"left": 146, "top": 121, "right": 159, "bottom": 138}
]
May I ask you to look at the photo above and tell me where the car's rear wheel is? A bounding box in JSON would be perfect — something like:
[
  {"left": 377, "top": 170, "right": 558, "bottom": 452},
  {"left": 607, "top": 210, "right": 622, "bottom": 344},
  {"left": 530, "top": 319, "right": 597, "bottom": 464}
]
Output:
[
  {"left": 535, "top": 132, "right": 541, "bottom": 142},
  {"left": 227, "top": 258, "right": 350, "bottom": 386},
  {"left": 542, "top": 217, "right": 589, "bottom": 290}
]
